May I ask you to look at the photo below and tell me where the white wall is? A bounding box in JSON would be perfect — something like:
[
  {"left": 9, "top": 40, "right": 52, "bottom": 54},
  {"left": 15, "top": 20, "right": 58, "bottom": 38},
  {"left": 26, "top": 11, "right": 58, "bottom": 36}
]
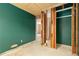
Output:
[
  {"left": 36, "top": 17, "right": 41, "bottom": 41},
  {"left": 46, "top": 10, "right": 51, "bottom": 40}
]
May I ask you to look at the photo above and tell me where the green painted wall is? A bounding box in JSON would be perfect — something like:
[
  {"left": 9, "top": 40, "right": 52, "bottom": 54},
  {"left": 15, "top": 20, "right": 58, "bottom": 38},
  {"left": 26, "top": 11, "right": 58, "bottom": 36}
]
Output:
[
  {"left": 0, "top": 3, "right": 35, "bottom": 53},
  {"left": 56, "top": 17, "right": 71, "bottom": 46}
]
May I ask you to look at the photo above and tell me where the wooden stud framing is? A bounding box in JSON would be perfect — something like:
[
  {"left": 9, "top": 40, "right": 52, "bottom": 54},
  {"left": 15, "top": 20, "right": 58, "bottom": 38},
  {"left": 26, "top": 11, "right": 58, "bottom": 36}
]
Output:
[
  {"left": 72, "top": 3, "right": 76, "bottom": 54},
  {"left": 41, "top": 11, "right": 47, "bottom": 45},
  {"left": 41, "top": 4, "right": 78, "bottom": 54},
  {"left": 44, "top": 11, "right": 47, "bottom": 44},
  {"left": 76, "top": 3, "right": 78, "bottom": 54},
  {"left": 41, "top": 11, "right": 44, "bottom": 45},
  {"left": 49, "top": 3, "right": 78, "bottom": 54},
  {"left": 50, "top": 8, "right": 56, "bottom": 48}
]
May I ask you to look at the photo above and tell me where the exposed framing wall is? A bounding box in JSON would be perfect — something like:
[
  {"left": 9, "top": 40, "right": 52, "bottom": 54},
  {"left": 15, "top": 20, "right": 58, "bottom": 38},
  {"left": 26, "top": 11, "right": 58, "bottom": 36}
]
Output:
[
  {"left": 40, "top": 3, "right": 78, "bottom": 55},
  {"left": 41, "top": 11, "right": 47, "bottom": 45}
]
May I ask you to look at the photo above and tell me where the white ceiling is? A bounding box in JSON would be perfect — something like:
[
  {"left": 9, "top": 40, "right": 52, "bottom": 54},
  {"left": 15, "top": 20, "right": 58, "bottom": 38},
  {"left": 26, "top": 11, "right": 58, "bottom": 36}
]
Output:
[{"left": 12, "top": 3, "right": 63, "bottom": 16}]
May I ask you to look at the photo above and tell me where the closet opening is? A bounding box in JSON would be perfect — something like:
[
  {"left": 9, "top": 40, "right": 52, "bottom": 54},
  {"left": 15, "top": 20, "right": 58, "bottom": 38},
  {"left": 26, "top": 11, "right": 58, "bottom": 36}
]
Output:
[{"left": 56, "top": 4, "right": 72, "bottom": 47}]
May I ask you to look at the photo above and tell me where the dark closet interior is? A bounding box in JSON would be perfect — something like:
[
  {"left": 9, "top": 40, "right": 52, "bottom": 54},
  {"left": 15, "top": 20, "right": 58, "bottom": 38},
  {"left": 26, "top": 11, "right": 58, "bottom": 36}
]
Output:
[{"left": 56, "top": 3, "right": 72, "bottom": 46}]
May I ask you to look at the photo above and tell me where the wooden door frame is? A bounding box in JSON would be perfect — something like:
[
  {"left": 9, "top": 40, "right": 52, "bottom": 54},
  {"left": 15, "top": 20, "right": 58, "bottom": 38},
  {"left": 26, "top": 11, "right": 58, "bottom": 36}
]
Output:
[
  {"left": 72, "top": 3, "right": 78, "bottom": 55},
  {"left": 50, "top": 3, "right": 77, "bottom": 54},
  {"left": 50, "top": 8, "right": 56, "bottom": 48}
]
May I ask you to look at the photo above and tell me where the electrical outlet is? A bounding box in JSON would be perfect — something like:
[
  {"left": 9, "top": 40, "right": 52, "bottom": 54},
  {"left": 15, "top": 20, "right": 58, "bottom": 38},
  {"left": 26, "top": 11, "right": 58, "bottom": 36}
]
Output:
[
  {"left": 11, "top": 44, "right": 18, "bottom": 48},
  {"left": 21, "top": 40, "right": 23, "bottom": 43}
]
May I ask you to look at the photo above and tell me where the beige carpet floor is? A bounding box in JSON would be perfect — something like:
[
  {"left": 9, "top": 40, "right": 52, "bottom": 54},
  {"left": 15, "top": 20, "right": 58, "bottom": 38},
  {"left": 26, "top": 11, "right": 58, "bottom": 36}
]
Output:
[{"left": 0, "top": 40, "right": 75, "bottom": 56}]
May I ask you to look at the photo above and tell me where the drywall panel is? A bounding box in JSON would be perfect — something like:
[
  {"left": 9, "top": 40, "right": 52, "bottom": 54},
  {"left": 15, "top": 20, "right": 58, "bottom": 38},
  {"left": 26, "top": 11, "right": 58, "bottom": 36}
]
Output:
[
  {"left": 0, "top": 3, "right": 35, "bottom": 53},
  {"left": 56, "top": 17, "right": 71, "bottom": 46}
]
